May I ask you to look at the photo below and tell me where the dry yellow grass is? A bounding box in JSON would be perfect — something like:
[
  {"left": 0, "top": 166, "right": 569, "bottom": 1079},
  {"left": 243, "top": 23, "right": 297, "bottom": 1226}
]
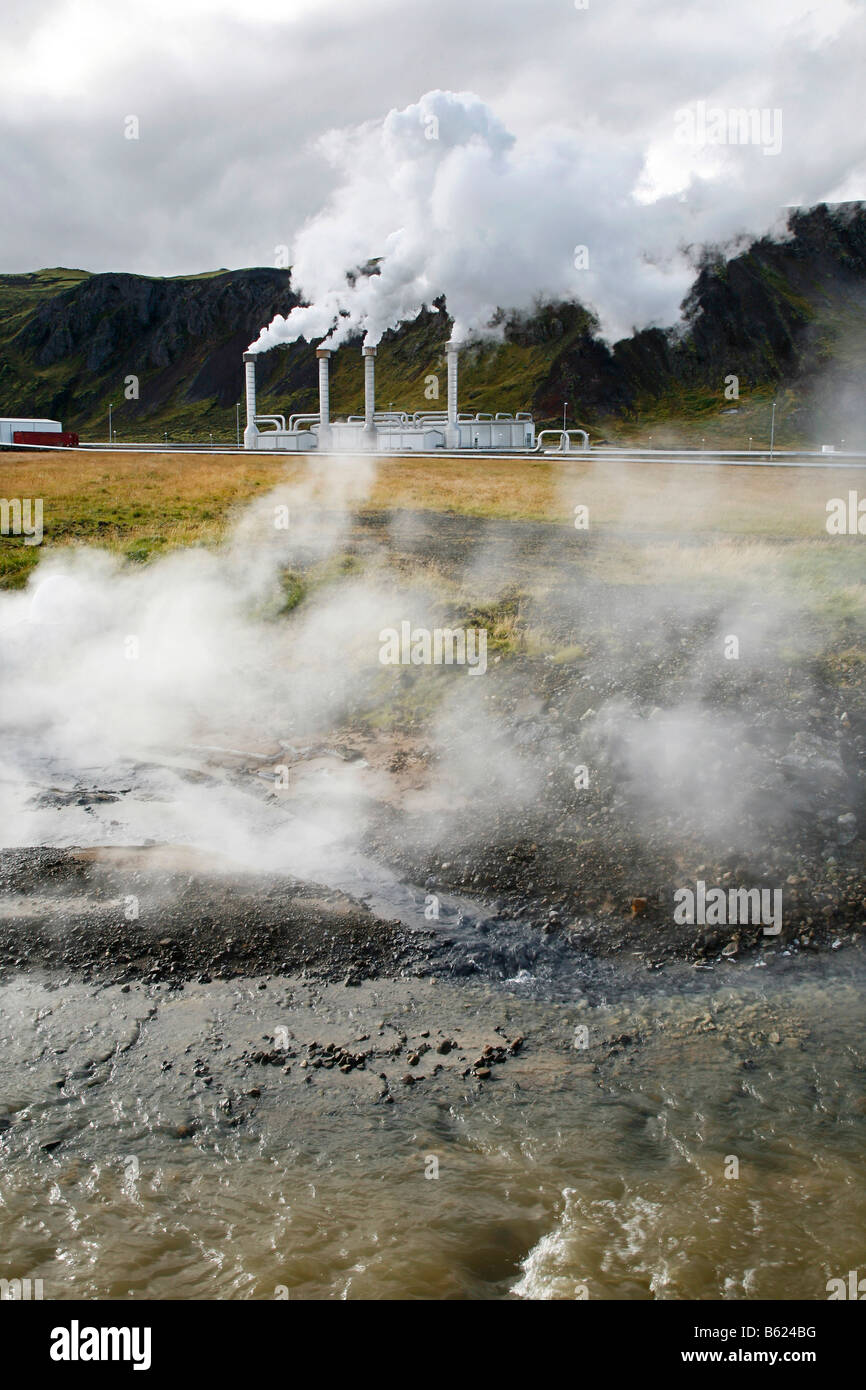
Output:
[
  {"left": 0, "top": 451, "right": 290, "bottom": 520},
  {"left": 1, "top": 446, "right": 864, "bottom": 561},
  {"left": 2, "top": 448, "right": 863, "bottom": 639},
  {"left": 383, "top": 455, "right": 866, "bottom": 538}
]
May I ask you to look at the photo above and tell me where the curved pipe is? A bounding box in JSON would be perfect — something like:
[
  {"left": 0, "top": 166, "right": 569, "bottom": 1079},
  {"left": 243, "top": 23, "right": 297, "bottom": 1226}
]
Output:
[
  {"left": 342, "top": 412, "right": 408, "bottom": 425},
  {"left": 535, "top": 428, "right": 590, "bottom": 453}
]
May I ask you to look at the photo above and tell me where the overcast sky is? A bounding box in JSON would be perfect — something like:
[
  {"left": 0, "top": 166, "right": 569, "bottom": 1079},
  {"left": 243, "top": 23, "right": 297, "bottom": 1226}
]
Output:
[{"left": 1, "top": 0, "right": 864, "bottom": 279}]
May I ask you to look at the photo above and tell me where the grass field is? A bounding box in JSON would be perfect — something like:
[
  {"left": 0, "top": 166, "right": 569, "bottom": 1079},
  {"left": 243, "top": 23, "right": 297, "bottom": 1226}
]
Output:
[{"left": 2, "top": 449, "right": 865, "bottom": 605}]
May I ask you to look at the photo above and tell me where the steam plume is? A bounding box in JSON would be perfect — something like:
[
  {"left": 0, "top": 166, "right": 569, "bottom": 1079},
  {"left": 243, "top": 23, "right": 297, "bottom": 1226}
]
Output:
[{"left": 249, "top": 63, "right": 864, "bottom": 353}]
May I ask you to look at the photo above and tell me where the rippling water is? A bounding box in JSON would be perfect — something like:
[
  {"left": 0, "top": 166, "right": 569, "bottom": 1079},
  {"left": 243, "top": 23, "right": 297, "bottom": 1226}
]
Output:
[{"left": 1, "top": 953, "right": 863, "bottom": 1300}]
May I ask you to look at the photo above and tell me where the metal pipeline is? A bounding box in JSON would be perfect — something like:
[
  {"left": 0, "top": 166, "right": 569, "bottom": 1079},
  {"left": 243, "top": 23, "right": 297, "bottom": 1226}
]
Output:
[{"left": 535, "top": 428, "right": 590, "bottom": 453}]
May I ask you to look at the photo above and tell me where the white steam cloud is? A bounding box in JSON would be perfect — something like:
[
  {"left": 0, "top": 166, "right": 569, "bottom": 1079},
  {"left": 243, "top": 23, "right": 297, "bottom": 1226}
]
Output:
[{"left": 249, "top": 44, "right": 865, "bottom": 354}]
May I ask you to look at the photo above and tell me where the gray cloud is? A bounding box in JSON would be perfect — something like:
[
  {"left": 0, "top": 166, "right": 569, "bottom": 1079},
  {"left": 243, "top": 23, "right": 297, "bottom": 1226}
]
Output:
[{"left": 0, "top": 0, "right": 863, "bottom": 285}]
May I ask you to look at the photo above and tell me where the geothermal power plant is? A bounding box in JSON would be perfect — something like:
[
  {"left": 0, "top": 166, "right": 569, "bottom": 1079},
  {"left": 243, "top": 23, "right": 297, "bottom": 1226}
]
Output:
[{"left": 242, "top": 341, "right": 535, "bottom": 453}]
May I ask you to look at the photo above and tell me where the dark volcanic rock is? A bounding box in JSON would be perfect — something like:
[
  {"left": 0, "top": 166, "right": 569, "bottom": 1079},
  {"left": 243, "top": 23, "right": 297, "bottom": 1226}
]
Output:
[{"left": 0, "top": 847, "right": 431, "bottom": 987}]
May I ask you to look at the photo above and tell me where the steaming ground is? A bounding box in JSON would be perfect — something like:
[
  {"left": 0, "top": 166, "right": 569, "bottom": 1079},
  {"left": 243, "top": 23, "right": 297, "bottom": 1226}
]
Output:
[
  {"left": 2, "top": 468, "right": 864, "bottom": 970},
  {"left": 1, "top": 453, "right": 865, "bottom": 1299},
  {"left": 1, "top": 457, "right": 864, "bottom": 970}
]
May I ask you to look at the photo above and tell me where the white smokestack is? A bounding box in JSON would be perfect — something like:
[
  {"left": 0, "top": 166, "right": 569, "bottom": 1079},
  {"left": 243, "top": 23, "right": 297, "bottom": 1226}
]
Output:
[
  {"left": 317, "top": 347, "right": 331, "bottom": 439},
  {"left": 243, "top": 351, "right": 258, "bottom": 449},
  {"left": 363, "top": 345, "right": 376, "bottom": 435},
  {"left": 446, "top": 341, "right": 459, "bottom": 449}
]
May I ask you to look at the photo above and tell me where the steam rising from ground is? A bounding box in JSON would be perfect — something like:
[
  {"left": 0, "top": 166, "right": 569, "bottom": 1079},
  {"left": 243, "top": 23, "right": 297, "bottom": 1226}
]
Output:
[
  {"left": 0, "top": 454, "right": 852, "bottom": 887},
  {"left": 0, "top": 460, "right": 393, "bottom": 870}
]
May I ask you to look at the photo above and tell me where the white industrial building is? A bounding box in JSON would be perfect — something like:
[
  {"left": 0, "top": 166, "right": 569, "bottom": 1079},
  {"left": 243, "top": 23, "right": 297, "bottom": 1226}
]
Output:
[
  {"left": 242, "top": 341, "right": 535, "bottom": 453},
  {"left": 0, "top": 418, "right": 64, "bottom": 445}
]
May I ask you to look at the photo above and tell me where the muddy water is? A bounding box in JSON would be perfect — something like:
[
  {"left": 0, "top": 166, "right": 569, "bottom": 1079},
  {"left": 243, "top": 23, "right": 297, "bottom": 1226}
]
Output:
[
  {"left": 1, "top": 955, "right": 864, "bottom": 1300},
  {"left": 1, "top": 747, "right": 864, "bottom": 1299}
]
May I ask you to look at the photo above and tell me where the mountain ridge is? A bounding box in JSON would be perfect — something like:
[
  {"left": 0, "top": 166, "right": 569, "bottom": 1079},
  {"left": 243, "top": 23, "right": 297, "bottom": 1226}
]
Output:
[{"left": 1, "top": 203, "right": 865, "bottom": 448}]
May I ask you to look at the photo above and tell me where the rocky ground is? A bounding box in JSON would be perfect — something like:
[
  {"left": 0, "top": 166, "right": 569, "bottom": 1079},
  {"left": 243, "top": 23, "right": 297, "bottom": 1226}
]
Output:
[
  {"left": 0, "top": 846, "right": 428, "bottom": 988},
  {"left": 2, "top": 511, "right": 864, "bottom": 992},
  {"left": 357, "top": 646, "right": 866, "bottom": 970},
  {"left": 342, "top": 512, "right": 866, "bottom": 971}
]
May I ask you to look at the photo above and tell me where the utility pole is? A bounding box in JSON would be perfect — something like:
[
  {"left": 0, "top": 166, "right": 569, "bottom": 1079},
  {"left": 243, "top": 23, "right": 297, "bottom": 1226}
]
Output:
[
  {"left": 562, "top": 401, "right": 568, "bottom": 433},
  {"left": 770, "top": 400, "right": 777, "bottom": 458},
  {"left": 108, "top": 402, "right": 113, "bottom": 444}
]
